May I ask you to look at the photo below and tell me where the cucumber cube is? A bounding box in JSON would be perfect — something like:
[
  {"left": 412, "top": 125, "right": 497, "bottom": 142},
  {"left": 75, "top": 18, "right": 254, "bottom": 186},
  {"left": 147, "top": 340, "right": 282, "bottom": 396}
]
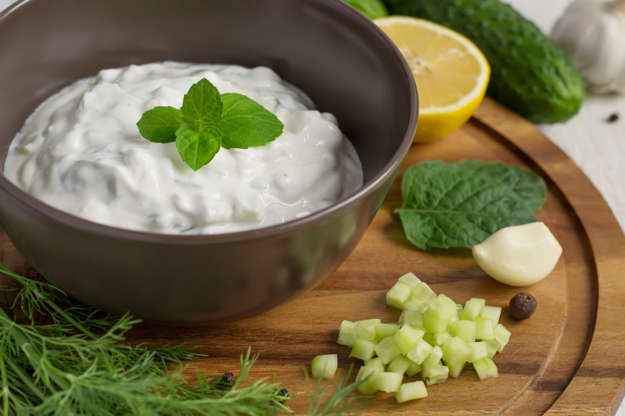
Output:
[
  {"left": 393, "top": 325, "right": 425, "bottom": 354},
  {"left": 433, "top": 332, "right": 452, "bottom": 346},
  {"left": 406, "top": 339, "right": 433, "bottom": 365},
  {"left": 479, "top": 306, "right": 502, "bottom": 326},
  {"left": 461, "top": 298, "right": 486, "bottom": 321},
  {"left": 337, "top": 320, "right": 357, "bottom": 347},
  {"left": 422, "top": 346, "right": 443, "bottom": 370},
  {"left": 356, "top": 365, "right": 380, "bottom": 395},
  {"left": 423, "top": 295, "right": 458, "bottom": 333},
  {"left": 373, "top": 372, "right": 403, "bottom": 393},
  {"left": 446, "top": 359, "right": 466, "bottom": 378},
  {"left": 399, "top": 310, "right": 423, "bottom": 328},
  {"left": 475, "top": 318, "right": 495, "bottom": 340},
  {"left": 473, "top": 357, "right": 498, "bottom": 380},
  {"left": 410, "top": 281, "right": 436, "bottom": 300},
  {"left": 364, "top": 357, "right": 385, "bottom": 372},
  {"left": 311, "top": 354, "right": 338, "bottom": 380},
  {"left": 375, "top": 323, "right": 399, "bottom": 341},
  {"left": 442, "top": 337, "right": 471, "bottom": 365},
  {"left": 406, "top": 362, "right": 422, "bottom": 377},
  {"left": 388, "top": 355, "right": 412, "bottom": 375},
  {"left": 493, "top": 324, "right": 511, "bottom": 352},
  {"left": 375, "top": 336, "right": 401, "bottom": 364},
  {"left": 423, "top": 364, "right": 449, "bottom": 386},
  {"left": 469, "top": 341, "right": 489, "bottom": 362},
  {"left": 386, "top": 282, "right": 412, "bottom": 309},
  {"left": 396, "top": 381, "right": 428, "bottom": 403},
  {"left": 398, "top": 272, "right": 421, "bottom": 287},
  {"left": 403, "top": 297, "right": 432, "bottom": 313},
  {"left": 485, "top": 340, "right": 499, "bottom": 358},
  {"left": 354, "top": 319, "right": 381, "bottom": 341},
  {"left": 450, "top": 320, "right": 477, "bottom": 343},
  {"left": 350, "top": 339, "right": 376, "bottom": 361}
]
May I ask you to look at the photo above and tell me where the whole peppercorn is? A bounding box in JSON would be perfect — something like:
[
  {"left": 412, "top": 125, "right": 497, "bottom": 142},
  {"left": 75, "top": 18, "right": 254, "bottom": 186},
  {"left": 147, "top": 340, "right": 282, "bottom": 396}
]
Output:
[
  {"left": 509, "top": 292, "right": 537, "bottom": 320},
  {"left": 277, "top": 388, "right": 290, "bottom": 402},
  {"left": 220, "top": 372, "right": 236, "bottom": 386}
]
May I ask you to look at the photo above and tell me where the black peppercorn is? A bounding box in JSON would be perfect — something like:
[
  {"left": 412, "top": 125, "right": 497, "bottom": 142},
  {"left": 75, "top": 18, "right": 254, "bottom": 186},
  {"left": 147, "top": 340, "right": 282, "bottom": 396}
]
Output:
[
  {"left": 220, "top": 372, "right": 236, "bottom": 385},
  {"left": 509, "top": 292, "right": 537, "bottom": 320},
  {"left": 277, "top": 388, "right": 289, "bottom": 402},
  {"left": 606, "top": 113, "right": 619, "bottom": 123}
]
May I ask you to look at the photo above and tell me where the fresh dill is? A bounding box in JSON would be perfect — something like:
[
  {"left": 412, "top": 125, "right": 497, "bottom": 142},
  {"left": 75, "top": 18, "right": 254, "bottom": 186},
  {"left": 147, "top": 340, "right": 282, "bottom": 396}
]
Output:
[{"left": 0, "top": 262, "right": 368, "bottom": 415}]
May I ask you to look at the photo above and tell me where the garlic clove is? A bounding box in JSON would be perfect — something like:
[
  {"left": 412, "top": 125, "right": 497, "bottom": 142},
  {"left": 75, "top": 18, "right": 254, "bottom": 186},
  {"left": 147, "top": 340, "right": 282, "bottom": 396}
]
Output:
[
  {"left": 472, "top": 222, "right": 563, "bottom": 287},
  {"left": 552, "top": 0, "right": 625, "bottom": 94}
]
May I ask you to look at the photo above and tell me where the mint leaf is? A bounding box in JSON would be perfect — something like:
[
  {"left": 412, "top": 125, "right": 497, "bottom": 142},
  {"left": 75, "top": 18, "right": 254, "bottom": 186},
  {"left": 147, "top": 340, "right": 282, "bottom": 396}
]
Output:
[
  {"left": 136, "top": 106, "right": 182, "bottom": 143},
  {"left": 218, "top": 93, "right": 283, "bottom": 149},
  {"left": 396, "top": 161, "right": 546, "bottom": 250},
  {"left": 175, "top": 126, "right": 221, "bottom": 171},
  {"left": 181, "top": 78, "right": 222, "bottom": 130}
]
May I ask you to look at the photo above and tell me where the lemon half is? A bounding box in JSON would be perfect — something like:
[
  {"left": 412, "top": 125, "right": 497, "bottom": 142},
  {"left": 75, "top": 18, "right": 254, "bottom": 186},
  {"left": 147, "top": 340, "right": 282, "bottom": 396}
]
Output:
[{"left": 376, "top": 16, "right": 491, "bottom": 142}]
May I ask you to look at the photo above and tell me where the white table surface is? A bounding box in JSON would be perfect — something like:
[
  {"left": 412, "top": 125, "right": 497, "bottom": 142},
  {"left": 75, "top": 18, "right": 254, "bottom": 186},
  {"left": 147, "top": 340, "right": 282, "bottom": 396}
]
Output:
[{"left": 2, "top": 0, "right": 624, "bottom": 413}]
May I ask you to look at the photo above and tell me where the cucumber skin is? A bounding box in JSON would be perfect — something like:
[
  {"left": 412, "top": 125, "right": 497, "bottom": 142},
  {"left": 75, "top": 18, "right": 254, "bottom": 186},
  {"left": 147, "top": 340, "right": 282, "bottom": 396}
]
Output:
[{"left": 383, "top": 0, "right": 585, "bottom": 123}]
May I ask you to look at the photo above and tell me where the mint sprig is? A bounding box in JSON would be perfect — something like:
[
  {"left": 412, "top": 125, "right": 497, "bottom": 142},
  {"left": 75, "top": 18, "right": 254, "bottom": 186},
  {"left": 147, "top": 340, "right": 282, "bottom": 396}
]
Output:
[{"left": 137, "top": 78, "right": 284, "bottom": 170}]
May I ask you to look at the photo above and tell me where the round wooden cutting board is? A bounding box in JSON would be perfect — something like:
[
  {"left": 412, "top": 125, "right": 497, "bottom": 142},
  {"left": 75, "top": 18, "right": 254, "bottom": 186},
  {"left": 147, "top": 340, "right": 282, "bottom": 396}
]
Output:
[{"left": 1, "top": 98, "right": 625, "bottom": 414}]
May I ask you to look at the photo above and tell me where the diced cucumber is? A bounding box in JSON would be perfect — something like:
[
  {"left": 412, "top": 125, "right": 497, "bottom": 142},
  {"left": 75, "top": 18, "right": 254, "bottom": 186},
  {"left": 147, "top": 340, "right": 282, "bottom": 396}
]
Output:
[
  {"left": 422, "top": 346, "right": 443, "bottom": 370},
  {"left": 423, "top": 364, "right": 449, "bottom": 386},
  {"left": 365, "top": 357, "right": 385, "bottom": 372},
  {"left": 446, "top": 359, "right": 466, "bottom": 378},
  {"left": 337, "top": 320, "right": 357, "bottom": 347},
  {"left": 442, "top": 337, "right": 471, "bottom": 365},
  {"left": 410, "top": 281, "right": 436, "bottom": 300},
  {"left": 460, "top": 298, "right": 486, "bottom": 321},
  {"left": 356, "top": 365, "right": 380, "bottom": 395},
  {"left": 493, "top": 324, "right": 511, "bottom": 352},
  {"left": 450, "top": 320, "right": 477, "bottom": 343},
  {"left": 375, "top": 323, "right": 399, "bottom": 341},
  {"left": 393, "top": 325, "right": 425, "bottom": 354},
  {"left": 388, "top": 355, "right": 412, "bottom": 375},
  {"left": 373, "top": 372, "right": 403, "bottom": 393},
  {"left": 354, "top": 319, "right": 381, "bottom": 342},
  {"left": 311, "top": 354, "right": 338, "bottom": 380},
  {"left": 475, "top": 318, "right": 495, "bottom": 340},
  {"left": 406, "top": 362, "right": 422, "bottom": 377},
  {"left": 396, "top": 381, "right": 428, "bottom": 403},
  {"left": 398, "top": 272, "right": 421, "bottom": 287},
  {"left": 350, "top": 339, "right": 376, "bottom": 361},
  {"left": 469, "top": 342, "right": 489, "bottom": 363},
  {"left": 423, "top": 295, "right": 458, "bottom": 333},
  {"left": 386, "top": 281, "right": 412, "bottom": 309},
  {"left": 485, "top": 340, "right": 499, "bottom": 358},
  {"left": 399, "top": 310, "right": 423, "bottom": 328},
  {"left": 403, "top": 297, "right": 432, "bottom": 313},
  {"left": 473, "top": 357, "right": 498, "bottom": 380},
  {"left": 406, "top": 339, "right": 433, "bottom": 365},
  {"left": 479, "top": 306, "right": 502, "bottom": 326},
  {"left": 375, "top": 336, "right": 401, "bottom": 364}
]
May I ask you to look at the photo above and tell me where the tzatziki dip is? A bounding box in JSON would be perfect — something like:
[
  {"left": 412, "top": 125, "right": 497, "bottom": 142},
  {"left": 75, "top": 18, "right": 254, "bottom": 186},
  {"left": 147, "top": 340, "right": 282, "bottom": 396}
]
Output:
[{"left": 4, "top": 62, "right": 363, "bottom": 234}]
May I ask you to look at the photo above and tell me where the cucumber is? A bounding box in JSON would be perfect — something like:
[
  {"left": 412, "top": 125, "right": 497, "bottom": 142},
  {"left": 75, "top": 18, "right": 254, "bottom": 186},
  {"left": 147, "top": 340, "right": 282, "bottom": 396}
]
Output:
[
  {"left": 311, "top": 354, "right": 338, "bottom": 380},
  {"left": 344, "top": 0, "right": 388, "bottom": 19},
  {"left": 383, "top": 0, "right": 585, "bottom": 123},
  {"left": 396, "top": 381, "right": 428, "bottom": 403}
]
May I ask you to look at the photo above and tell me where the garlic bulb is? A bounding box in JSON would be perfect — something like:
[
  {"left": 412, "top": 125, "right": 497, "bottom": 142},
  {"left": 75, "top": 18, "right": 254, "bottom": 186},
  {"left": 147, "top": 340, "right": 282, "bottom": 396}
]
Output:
[{"left": 552, "top": 0, "right": 625, "bottom": 94}]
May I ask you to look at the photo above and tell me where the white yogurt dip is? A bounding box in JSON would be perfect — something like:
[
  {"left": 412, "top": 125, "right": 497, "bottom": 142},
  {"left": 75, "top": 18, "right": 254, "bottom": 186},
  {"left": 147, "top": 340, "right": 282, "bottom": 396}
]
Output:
[{"left": 4, "top": 62, "right": 363, "bottom": 234}]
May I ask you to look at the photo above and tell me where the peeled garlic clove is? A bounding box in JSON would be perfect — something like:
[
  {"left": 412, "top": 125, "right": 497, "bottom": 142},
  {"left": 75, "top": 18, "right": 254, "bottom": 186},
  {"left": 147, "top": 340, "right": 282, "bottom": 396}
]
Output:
[{"left": 472, "top": 222, "right": 562, "bottom": 287}]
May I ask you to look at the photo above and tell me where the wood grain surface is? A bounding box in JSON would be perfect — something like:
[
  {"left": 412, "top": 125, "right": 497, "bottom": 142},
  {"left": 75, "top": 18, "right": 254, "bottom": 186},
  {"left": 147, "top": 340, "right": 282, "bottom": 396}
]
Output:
[{"left": 1, "top": 98, "right": 624, "bottom": 414}]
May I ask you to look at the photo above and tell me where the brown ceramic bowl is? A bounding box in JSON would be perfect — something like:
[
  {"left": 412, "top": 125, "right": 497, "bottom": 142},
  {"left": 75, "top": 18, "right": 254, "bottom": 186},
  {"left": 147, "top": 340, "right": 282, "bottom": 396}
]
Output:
[{"left": 0, "top": 0, "right": 417, "bottom": 323}]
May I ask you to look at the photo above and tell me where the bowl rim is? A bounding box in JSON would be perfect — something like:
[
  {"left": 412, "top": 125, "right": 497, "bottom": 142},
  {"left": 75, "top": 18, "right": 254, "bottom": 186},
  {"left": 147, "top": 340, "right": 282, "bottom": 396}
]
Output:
[{"left": 0, "top": 0, "right": 418, "bottom": 244}]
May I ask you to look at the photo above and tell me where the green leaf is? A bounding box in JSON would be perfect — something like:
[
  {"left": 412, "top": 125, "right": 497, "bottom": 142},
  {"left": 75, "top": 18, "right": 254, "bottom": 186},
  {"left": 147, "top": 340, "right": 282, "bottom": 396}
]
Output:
[
  {"left": 175, "top": 126, "right": 221, "bottom": 171},
  {"left": 136, "top": 106, "right": 182, "bottom": 143},
  {"left": 181, "top": 78, "right": 222, "bottom": 130},
  {"left": 344, "top": 0, "right": 388, "bottom": 19},
  {"left": 217, "top": 93, "right": 284, "bottom": 149},
  {"left": 396, "top": 161, "right": 546, "bottom": 250}
]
